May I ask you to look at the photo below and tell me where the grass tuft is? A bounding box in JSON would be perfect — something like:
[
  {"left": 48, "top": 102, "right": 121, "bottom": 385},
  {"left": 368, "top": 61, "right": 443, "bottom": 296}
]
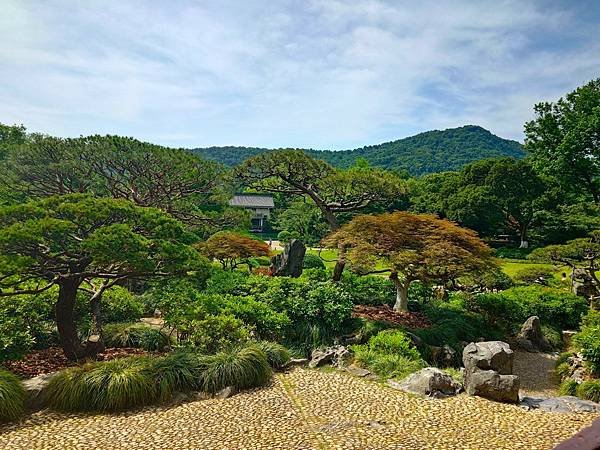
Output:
[
  {"left": 558, "top": 379, "right": 578, "bottom": 397},
  {"left": 253, "top": 342, "right": 291, "bottom": 369},
  {"left": 103, "top": 323, "right": 171, "bottom": 351},
  {"left": 0, "top": 369, "right": 25, "bottom": 422},
  {"left": 577, "top": 380, "right": 600, "bottom": 403}
]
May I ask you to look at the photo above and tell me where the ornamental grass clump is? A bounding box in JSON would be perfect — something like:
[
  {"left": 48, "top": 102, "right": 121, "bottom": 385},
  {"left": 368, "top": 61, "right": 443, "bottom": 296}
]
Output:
[
  {"left": 577, "top": 380, "right": 600, "bottom": 403},
  {"left": 0, "top": 369, "right": 25, "bottom": 422},
  {"left": 254, "top": 341, "right": 291, "bottom": 369},
  {"left": 103, "top": 323, "right": 171, "bottom": 351},
  {"left": 46, "top": 357, "right": 155, "bottom": 412},
  {"left": 196, "top": 345, "right": 272, "bottom": 394},
  {"left": 151, "top": 352, "right": 200, "bottom": 401}
]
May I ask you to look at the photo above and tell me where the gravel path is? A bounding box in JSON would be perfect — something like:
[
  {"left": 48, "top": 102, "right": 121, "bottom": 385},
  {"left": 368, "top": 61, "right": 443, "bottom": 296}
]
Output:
[
  {"left": 513, "top": 350, "right": 559, "bottom": 397},
  {"left": 0, "top": 368, "right": 597, "bottom": 449}
]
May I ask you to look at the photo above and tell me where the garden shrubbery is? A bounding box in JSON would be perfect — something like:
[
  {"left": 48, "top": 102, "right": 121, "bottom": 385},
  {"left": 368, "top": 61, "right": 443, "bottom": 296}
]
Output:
[
  {"left": 103, "top": 323, "right": 172, "bottom": 351},
  {"left": 512, "top": 267, "right": 555, "bottom": 284},
  {"left": 303, "top": 253, "right": 326, "bottom": 270},
  {"left": 352, "top": 330, "right": 426, "bottom": 380},
  {"left": 0, "top": 369, "right": 25, "bottom": 422},
  {"left": 45, "top": 342, "right": 281, "bottom": 412}
]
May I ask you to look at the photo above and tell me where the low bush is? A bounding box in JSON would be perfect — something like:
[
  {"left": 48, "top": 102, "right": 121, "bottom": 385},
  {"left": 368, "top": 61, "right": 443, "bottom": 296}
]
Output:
[
  {"left": 196, "top": 345, "right": 272, "bottom": 394},
  {"left": 555, "top": 362, "right": 571, "bottom": 381},
  {"left": 558, "top": 379, "right": 578, "bottom": 396},
  {"left": 341, "top": 272, "right": 395, "bottom": 306},
  {"left": 46, "top": 357, "right": 155, "bottom": 412},
  {"left": 254, "top": 341, "right": 291, "bottom": 369},
  {"left": 577, "top": 380, "right": 600, "bottom": 403},
  {"left": 103, "top": 323, "right": 171, "bottom": 351},
  {"left": 465, "top": 286, "right": 587, "bottom": 334},
  {"left": 512, "top": 267, "right": 555, "bottom": 284},
  {"left": 581, "top": 309, "right": 600, "bottom": 328},
  {"left": 351, "top": 330, "right": 426, "bottom": 380},
  {"left": 101, "top": 287, "right": 144, "bottom": 324},
  {"left": 179, "top": 314, "right": 251, "bottom": 354},
  {"left": 556, "top": 351, "right": 575, "bottom": 366},
  {"left": 542, "top": 325, "right": 563, "bottom": 350},
  {"left": 494, "top": 247, "right": 532, "bottom": 259},
  {"left": 0, "top": 370, "right": 25, "bottom": 422},
  {"left": 303, "top": 253, "right": 325, "bottom": 270},
  {"left": 573, "top": 325, "right": 600, "bottom": 375}
]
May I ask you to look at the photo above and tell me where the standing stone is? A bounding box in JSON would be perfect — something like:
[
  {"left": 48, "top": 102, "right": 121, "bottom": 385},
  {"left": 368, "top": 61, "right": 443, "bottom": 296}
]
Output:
[
  {"left": 271, "top": 239, "right": 306, "bottom": 278},
  {"left": 515, "top": 316, "right": 552, "bottom": 352},
  {"left": 462, "top": 341, "right": 520, "bottom": 403}
]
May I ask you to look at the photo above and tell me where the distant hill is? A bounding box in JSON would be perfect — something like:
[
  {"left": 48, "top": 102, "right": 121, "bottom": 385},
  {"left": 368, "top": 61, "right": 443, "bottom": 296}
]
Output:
[{"left": 190, "top": 125, "right": 524, "bottom": 175}]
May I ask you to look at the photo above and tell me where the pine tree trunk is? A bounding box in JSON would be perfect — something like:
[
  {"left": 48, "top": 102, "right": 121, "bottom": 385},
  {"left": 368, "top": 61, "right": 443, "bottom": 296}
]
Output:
[
  {"left": 391, "top": 275, "right": 410, "bottom": 312},
  {"left": 55, "top": 278, "right": 85, "bottom": 360},
  {"left": 519, "top": 226, "right": 529, "bottom": 249},
  {"left": 332, "top": 242, "right": 346, "bottom": 282}
]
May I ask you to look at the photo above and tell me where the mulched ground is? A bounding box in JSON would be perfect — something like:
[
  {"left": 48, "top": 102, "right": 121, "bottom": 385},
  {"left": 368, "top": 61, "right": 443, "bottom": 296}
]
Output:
[
  {"left": 3, "top": 347, "right": 160, "bottom": 379},
  {"left": 352, "top": 304, "right": 430, "bottom": 328}
]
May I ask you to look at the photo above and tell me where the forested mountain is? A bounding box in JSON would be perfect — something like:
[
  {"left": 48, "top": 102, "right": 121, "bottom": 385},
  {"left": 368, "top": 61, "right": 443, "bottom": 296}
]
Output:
[{"left": 191, "top": 125, "right": 524, "bottom": 175}]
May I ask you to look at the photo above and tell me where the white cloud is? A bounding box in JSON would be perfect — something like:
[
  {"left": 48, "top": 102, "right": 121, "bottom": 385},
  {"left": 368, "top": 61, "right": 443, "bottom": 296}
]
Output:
[{"left": 0, "top": 0, "right": 598, "bottom": 148}]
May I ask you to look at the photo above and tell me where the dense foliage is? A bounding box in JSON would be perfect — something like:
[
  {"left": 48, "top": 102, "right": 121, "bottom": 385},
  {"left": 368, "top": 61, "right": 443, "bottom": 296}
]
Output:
[{"left": 0, "top": 369, "right": 25, "bottom": 422}]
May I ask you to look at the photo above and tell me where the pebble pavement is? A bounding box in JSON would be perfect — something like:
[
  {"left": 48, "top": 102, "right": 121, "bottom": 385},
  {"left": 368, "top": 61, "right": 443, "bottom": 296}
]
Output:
[{"left": 0, "top": 368, "right": 597, "bottom": 449}]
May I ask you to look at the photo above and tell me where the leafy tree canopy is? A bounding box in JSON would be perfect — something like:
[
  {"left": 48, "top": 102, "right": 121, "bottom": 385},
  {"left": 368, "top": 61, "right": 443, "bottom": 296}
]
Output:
[{"left": 199, "top": 231, "right": 270, "bottom": 270}]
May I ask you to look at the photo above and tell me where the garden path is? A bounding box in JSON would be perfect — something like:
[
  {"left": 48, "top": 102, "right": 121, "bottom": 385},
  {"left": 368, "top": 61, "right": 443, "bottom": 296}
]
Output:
[
  {"left": 0, "top": 368, "right": 596, "bottom": 449},
  {"left": 513, "top": 350, "right": 559, "bottom": 397}
]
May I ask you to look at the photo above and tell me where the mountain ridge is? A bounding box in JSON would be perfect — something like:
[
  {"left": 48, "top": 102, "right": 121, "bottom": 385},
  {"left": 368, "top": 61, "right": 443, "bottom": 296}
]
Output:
[{"left": 190, "top": 125, "right": 524, "bottom": 175}]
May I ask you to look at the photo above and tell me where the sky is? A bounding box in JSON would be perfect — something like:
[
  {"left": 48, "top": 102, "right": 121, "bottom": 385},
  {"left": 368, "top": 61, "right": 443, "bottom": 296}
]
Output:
[{"left": 1, "top": 0, "right": 599, "bottom": 150}]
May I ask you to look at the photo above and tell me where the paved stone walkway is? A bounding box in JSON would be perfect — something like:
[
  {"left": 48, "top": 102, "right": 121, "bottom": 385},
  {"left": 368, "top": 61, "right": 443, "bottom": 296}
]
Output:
[
  {"left": 513, "top": 350, "right": 559, "bottom": 397},
  {"left": 0, "top": 368, "right": 597, "bottom": 449}
]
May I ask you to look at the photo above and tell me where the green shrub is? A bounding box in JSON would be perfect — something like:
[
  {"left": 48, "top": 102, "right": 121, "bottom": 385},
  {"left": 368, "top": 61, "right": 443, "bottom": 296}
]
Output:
[
  {"left": 0, "top": 370, "right": 25, "bottom": 422},
  {"left": 577, "top": 380, "right": 600, "bottom": 403},
  {"left": 254, "top": 341, "right": 291, "bottom": 369},
  {"left": 102, "top": 287, "right": 144, "bottom": 324},
  {"left": 351, "top": 329, "right": 426, "bottom": 380},
  {"left": 494, "top": 247, "right": 532, "bottom": 259},
  {"left": 556, "top": 352, "right": 575, "bottom": 366},
  {"left": 0, "top": 291, "right": 56, "bottom": 361},
  {"left": 558, "top": 379, "right": 579, "bottom": 396},
  {"left": 46, "top": 358, "right": 155, "bottom": 412},
  {"left": 512, "top": 267, "right": 555, "bottom": 284},
  {"left": 180, "top": 314, "right": 250, "bottom": 354},
  {"left": 464, "top": 269, "right": 514, "bottom": 291},
  {"left": 103, "top": 323, "right": 171, "bottom": 351},
  {"left": 542, "top": 325, "right": 563, "bottom": 350},
  {"left": 581, "top": 309, "right": 600, "bottom": 328},
  {"left": 301, "top": 268, "right": 330, "bottom": 282},
  {"left": 341, "top": 272, "right": 395, "bottom": 306},
  {"left": 555, "top": 362, "right": 571, "bottom": 381},
  {"left": 573, "top": 325, "right": 600, "bottom": 375},
  {"left": 221, "top": 296, "right": 290, "bottom": 341},
  {"left": 303, "top": 253, "right": 326, "bottom": 270},
  {"left": 466, "top": 286, "right": 587, "bottom": 333},
  {"left": 196, "top": 345, "right": 272, "bottom": 394}
]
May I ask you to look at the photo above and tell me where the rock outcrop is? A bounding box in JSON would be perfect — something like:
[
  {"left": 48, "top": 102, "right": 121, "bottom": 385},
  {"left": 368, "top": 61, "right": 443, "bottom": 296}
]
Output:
[
  {"left": 515, "top": 316, "right": 552, "bottom": 352},
  {"left": 396, "top": 367, "right": 462, "bottom": 398},
  {"left": 462, "top": 341, "right": 520, "bottom": 403},
  {"left": 309, "top": 345, "right": 352, "bottom": 369}
]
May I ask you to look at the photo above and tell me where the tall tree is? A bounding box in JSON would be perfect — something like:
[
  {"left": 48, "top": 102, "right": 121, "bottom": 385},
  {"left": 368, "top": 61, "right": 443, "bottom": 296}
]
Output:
[
  {"left": 0, "top": 194, "right": 209, "bottom": 359},
  {"left": 0, "top": 134, "right": 237, "bottom": 230},
  {"left": 235, "top": 150, "right": 404, "bottom": 280},
  {"left": 525, "top": 78, "right": 600, "bottom": 204},
  {"left": 324, "top": 212, "right": 494, "bottom": 311}
]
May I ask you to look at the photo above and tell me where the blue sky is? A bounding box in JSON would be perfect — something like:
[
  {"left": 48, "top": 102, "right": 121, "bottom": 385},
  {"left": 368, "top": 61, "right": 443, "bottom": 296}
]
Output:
[{"left": 1, "top": 0, "right": 599, "bottom": 149}]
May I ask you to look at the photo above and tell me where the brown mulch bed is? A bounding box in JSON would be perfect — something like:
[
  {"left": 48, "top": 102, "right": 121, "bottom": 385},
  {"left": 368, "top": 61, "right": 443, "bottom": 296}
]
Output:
[
  {"left": 3, "top": 347, "right": 161, "bottom": 379},
  {"left": 352, "top": 305, "right": 431, "bottom": 329}
]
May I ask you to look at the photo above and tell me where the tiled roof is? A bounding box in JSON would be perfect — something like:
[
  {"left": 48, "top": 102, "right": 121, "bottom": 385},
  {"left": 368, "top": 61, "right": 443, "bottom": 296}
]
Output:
[{"left": 229, "top": 194, "right": 275, "bottom": 208}]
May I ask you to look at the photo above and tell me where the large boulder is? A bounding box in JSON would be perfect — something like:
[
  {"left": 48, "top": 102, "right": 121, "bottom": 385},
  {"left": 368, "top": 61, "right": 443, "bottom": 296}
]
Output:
[
  {"left": 515, "top": 316, "right": 552, "bottom": 352},
  {"left": 462, "top": 341, "right": 514, "bottom": 375},
  {"left": 23, "top": 372, "right": 55, "bottom": 411},
  {"left": 309, "top": 345, "right": 352, "bottom": 368},
  {"left": 465, "top": 370, "right": 520, "bottom": 403},
  {"left": 397, "top": 367, "right": 462, "bottom": 398},
  {"left": 271, "top": 239, "right": 306, "bottom": 278}
]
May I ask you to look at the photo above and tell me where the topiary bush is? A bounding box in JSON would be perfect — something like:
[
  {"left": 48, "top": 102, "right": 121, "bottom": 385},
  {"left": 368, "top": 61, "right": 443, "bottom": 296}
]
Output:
[
  {"left": 253, "top": 341, "right": 291, "bottom": 369},
  {"left": 0, "top": 370, "right": 25, "bottom": 422},
  {"left": 103, "top": 323, "right": 171, "bottom": 351},
  {"left": 303, "top": 253, "right": 326, "bottom": 270},
  {"left": 576, "top": 380, "right": 600, "bottom": 403},
  {"left": 46, "top": 357, "right": 156, "bottom": 412},
  {"left": 195, "top": 345, "right": 272, "bottom": 394}
]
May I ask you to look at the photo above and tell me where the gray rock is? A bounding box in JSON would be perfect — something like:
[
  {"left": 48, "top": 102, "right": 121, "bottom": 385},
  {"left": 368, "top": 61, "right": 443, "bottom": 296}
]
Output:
[
  {"left": 285, "top": 358, "right": 309, "bottom": 368},
  {"left": 462, "top": 341, "right": 514, "bottom": 375},
  {"left": 309, "top": 345, "right": 351, "bottom": 369},
  {"left": 515, "top": 316, "right": 552, "bottom": 352},
  {"left": 398, "top": 367, "right": 462, "bottom": 398},
  {"left": 430, "top": 345, "right": 456, "bottom": 367},
  {"left": 22, "top": 372, "right": 55, "bottom": 411},
  {"left": 271, "top": 239, "right": 306, "bottom": 278},
  {"left": 465, "top": 370, "right": 520, "bottom": 403},
  {"left": 215, "top": 386, "right": 236, "bottom": 399},
  {"left": 345, "top": 365, "right": 371, "bottom": 377},
  {"left": 521, "top": 396, "right": 600, "bottom": 413}
]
